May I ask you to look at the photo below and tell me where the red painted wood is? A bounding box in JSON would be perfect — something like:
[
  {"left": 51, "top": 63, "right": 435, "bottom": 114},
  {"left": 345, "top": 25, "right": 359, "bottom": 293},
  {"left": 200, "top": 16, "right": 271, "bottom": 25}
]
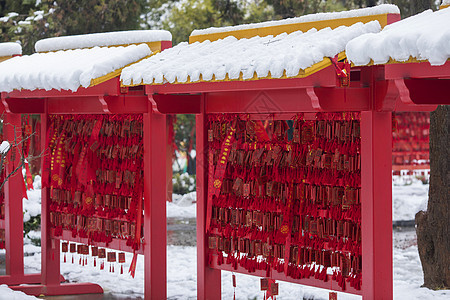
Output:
[
  {"left": 361, "top": 111, "right": 393, "bottom": 299},
  {"left": 9, "top": 282, "right": 103, "bottom": 296},
  {"left": 40, "top": 106, "right": 62, "bottom": 287},
  {"left": 0, "top": 274, "right": 63, "bottom": 285},
  {"left": 196, "top": 95, "right": 221, "bottom": 300},
  {"left": 51, "top": 229, "right": 143, "bottom": 255},
  {"left": 143, "top": 109, "right": 167, "bottom": 299},
  {"left": 146, "top": 66, "right": 337, "bottom": 95},
  {"left": 385, "top": 60, "right": 450, "bottom": 80},
  {"left": 205, "top": 87, "right": 370, "bottom": 114},
  {"left": 3, "top": 114, "right": 25, "bottom": 277},
  {"left": 150, "top": 93, "right": 201, "bottom": 114}
]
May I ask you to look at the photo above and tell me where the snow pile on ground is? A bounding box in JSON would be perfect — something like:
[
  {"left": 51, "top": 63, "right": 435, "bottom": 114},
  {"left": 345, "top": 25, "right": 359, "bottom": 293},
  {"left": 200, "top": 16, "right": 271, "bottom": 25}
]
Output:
[
  {"left": 0, "top": 44, "right": 151, "bottom": 92},
  {"left": 392, "top": 176, "right": 429, "bottom": 221},
  {"left": 168, "top": 192, "right": 196, "bottom": 218},
  {"left": 11, "top": 230, "right": 449, "bottom": 300},
  {"left": 191, "top": 4, "right": 399, "bottom": 37},
  {"left": 346, "top": 8, "right": 450, "bottom": 66},
  {"left": 442, "top": 0, "right": 450, "bottom": 6},
  {"left": 35, "top": 30, "right": 172, "bottom": 52},
  {"left": 0, "top": 42, "right": 21, "bottom": 57},
  {"left": 0, "top": 285, "right": 37, "bottom": 300},
  {"left": 121, "top": 21, "right": 380, "bottom": 85}
]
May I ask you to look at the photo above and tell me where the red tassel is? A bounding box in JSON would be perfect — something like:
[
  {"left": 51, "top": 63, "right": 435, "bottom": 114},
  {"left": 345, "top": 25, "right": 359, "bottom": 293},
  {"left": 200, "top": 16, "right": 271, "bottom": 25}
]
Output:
[
  {"left": 109, "top": 264, "right": 112, "bottom": 272},
  {"left": 72, "top": 256, "right": 74, "bottom": 264},
  {"left": 112, "top": 265, "right": 114, "bottom": 273},
  {"left": 79, "top": 257, "right": 82, "bottom": 265},
  {"left": 120, "top": 264, "right": 123, "bottom": 274},
  {"left": 64, "top": 253, "right": 66, "bottom": 263},
  {"left": 94, "top": 258, "right": 96, "bottom": 267},
  {"left": 100, "top": 262, "right": 104, "bottom": 270}
]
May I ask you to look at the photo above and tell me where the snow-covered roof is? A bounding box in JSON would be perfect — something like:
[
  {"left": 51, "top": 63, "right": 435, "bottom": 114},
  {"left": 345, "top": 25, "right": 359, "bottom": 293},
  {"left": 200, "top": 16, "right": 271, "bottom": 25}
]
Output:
[
  {"left": 121, "top": 21, "right": 380, "bottom": 86},
  {"left": 0, "top": 44, "right": 151, "bottom": 92},
  {"left": 191, "top": 4, "right": 399, "bottom": 38},
  {"left": 35, "top": 30, "right": 172, "bottom": 52},
  {"left": 346, "top": 8, "right": 450, "bottom": 66},
  {"left": 0, "top": 42, "right": 22, "bottom": 57}
]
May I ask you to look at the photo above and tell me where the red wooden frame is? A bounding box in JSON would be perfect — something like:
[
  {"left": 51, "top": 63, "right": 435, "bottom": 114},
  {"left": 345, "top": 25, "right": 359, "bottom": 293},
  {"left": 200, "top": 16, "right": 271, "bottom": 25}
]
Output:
[
  {"left": 0, "top": 72, "right": 170, "bottom": 297},
  {"left": 146, "top": 56, "right": 446, "bottom": 299}
]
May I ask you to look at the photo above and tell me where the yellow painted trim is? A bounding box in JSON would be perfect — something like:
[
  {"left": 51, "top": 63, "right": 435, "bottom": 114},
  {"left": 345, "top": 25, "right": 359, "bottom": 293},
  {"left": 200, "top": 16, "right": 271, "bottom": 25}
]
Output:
[
  {"left": 350, "top": 56, "right": 428, "bottom": 67},
  {"left": 189, "top": 14, "right": 392, "bottom": 44},
  {"left": 89, "top": 50, "right": 160, "bottom": 87},
  {"left": 38, "top": 41, "right": 163, "bottom": 53},
  {"left": 0, "top": 56, "right": 13, "bottom": 63},
  {"left": 440, "top": 4, "right": 450, "bottom": 9},
  {"left": 121, "top": 52, "right": 346, "bottom": 87}
]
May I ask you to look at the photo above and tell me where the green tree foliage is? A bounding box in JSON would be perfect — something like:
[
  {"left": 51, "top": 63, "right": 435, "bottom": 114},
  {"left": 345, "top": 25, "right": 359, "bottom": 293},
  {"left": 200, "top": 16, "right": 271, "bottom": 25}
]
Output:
[{"left": 0, "top": 0, "right": 146, "bottom": 54}]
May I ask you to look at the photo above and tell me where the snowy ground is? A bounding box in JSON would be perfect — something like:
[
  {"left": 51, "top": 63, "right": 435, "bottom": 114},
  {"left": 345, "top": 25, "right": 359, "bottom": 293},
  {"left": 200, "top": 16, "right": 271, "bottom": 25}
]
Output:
[{"left": 2, "top": 175, "right": 449, "bottom": 299}]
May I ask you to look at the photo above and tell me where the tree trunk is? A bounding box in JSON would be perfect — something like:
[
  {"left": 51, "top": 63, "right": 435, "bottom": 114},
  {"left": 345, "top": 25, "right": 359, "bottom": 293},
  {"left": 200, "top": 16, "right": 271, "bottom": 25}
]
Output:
[{"left": 415, "top": 105, "right": 449, "bottom": 289}]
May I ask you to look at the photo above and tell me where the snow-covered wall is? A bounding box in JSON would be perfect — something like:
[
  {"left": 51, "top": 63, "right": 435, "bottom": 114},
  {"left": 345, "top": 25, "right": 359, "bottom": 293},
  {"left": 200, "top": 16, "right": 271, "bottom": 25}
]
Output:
[
  {"left": 0, "top": 44, "right": 151, "bottom": 92},
  {"left": 0, "top": 42, "right": 22, "bottom": 56},
  {"left": 121, "top": 21, "right": 381, "bottom": 86},
  {"left": 191, "top": 4, "right": 399, "bottom": 37},
  {"left": 35, "top": 30, "right": 171, "bottom": 52},
  {"left": 346, "top": 8, "right": 450, "bottom": 66}
]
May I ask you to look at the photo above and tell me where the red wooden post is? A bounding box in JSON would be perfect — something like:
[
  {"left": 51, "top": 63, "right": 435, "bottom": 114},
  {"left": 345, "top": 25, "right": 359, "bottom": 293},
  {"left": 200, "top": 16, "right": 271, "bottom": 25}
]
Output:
[
  {"left": 196, "top": 95, "right": 221, "bottom": 300},
  {"left": 361, "top": 111, "right": 393, "bottom": 299},
  {"left": 40, "top": 107, "right": 62, "bottom": 287},
  {"left": 166, "top": 116, "right": 173, "bottom": 202},
  {"left": 3, "top": 113, "right": 24, "bottom": 277},
  {"left": 143, "top": 109, "right": 167, "bottom": 299}
]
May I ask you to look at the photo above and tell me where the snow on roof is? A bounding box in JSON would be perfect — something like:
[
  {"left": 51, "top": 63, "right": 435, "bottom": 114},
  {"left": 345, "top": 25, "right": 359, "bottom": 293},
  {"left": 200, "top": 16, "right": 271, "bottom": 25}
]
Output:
[
  {"left": 121, "top": 21, "right": 380, "bottom": 86},
  {"left": 0, "top": 44, "right": 151, "bottom": 93},
  {"left": 442, "top": 0, "right": 450, "bottom": 5},
  {"left": 35, "top": 30, "right": 172, "bottom": 53},
  {"left": 0, "top": 42, "right": 22, "bottom": 56},
  {"left": 191, "top": 4, "right": 399, "bottom": 37},
  {"left": 346, "top": 8, "right": 450, "bottom": 66}
]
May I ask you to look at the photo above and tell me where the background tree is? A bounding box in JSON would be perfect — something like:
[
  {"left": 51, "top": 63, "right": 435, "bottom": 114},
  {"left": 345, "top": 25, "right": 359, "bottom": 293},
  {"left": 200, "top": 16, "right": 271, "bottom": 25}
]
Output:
[
  {"left": 415, "top": 105, "right": 449, "bottom": 290},
  {"left": 0, "top": 0, "right": 146, "bottom": 54}
]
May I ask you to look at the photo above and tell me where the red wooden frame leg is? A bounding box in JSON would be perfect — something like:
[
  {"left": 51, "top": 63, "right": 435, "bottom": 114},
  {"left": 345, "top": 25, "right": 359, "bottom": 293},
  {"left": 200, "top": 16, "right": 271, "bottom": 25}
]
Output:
[
  {"left": 3, "top": 113, "right": 25, "bottom": 279},
  {"left": 0, "top": 113, "right": 64, "bottom": 286},
  {"left": 361, "top": 111, "right": 393, "bottom": 299},
  {"left": 144, "top": 110, "right": 167, "bottom": 299},
  {"left": 196, "top": 97, "right": 221, "bottom": 300}
]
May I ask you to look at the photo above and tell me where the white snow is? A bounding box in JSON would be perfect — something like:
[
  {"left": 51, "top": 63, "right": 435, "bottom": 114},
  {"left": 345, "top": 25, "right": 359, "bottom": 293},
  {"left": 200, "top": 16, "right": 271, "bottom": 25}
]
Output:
[
  {"left": 442, "top": 0, "right": 450, "bottom": 5},
  {"left": 0, "top": 42, "right": 22, "bottom": 57},
  {"left": 121, "top": 21, "right": 381, "bottom": 85},
  {"left": 35, "top": 30, "right": 172, "bottom": 52},
  {"left": 0, "top": 141, "right": 10, "bottom": 154},
  {"left": 1, "top": 175, "right": 445, "bottom": 299},
  {"left": 0, "top": 285, "right": 38, "bottom": 300},
  {"left": 191, "top": 4, "right": 399, "bottom": 37},
  {"left": 392, "top": 176, "right": 429, "bottom": 221},
  {"left": 346, "top": 8, "right": 450, "bottom": 66},
  {"left": 0, "top": 44, "right": 151, "bottom": 92}
]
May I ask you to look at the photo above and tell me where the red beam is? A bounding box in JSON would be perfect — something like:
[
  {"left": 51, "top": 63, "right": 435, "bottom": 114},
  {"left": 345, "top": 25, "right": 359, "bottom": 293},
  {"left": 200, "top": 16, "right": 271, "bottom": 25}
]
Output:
[
  {"left": 51, "top": 229, "right": 143, "bottom": 255},
  {"left": 145, "top": 66, "right": 337, "bottom": 95},
  {"left": 385, "top": 60, "right": 450, "bottom": 80},
  {"left": 151, "top": 93, "right": 201, "bottom": 114},
  {"left": 205, "top": 87, "right": 370, "bottom": 114},
  {"left": 46, "top": 95, "right": 148, "bottom": 114}
]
